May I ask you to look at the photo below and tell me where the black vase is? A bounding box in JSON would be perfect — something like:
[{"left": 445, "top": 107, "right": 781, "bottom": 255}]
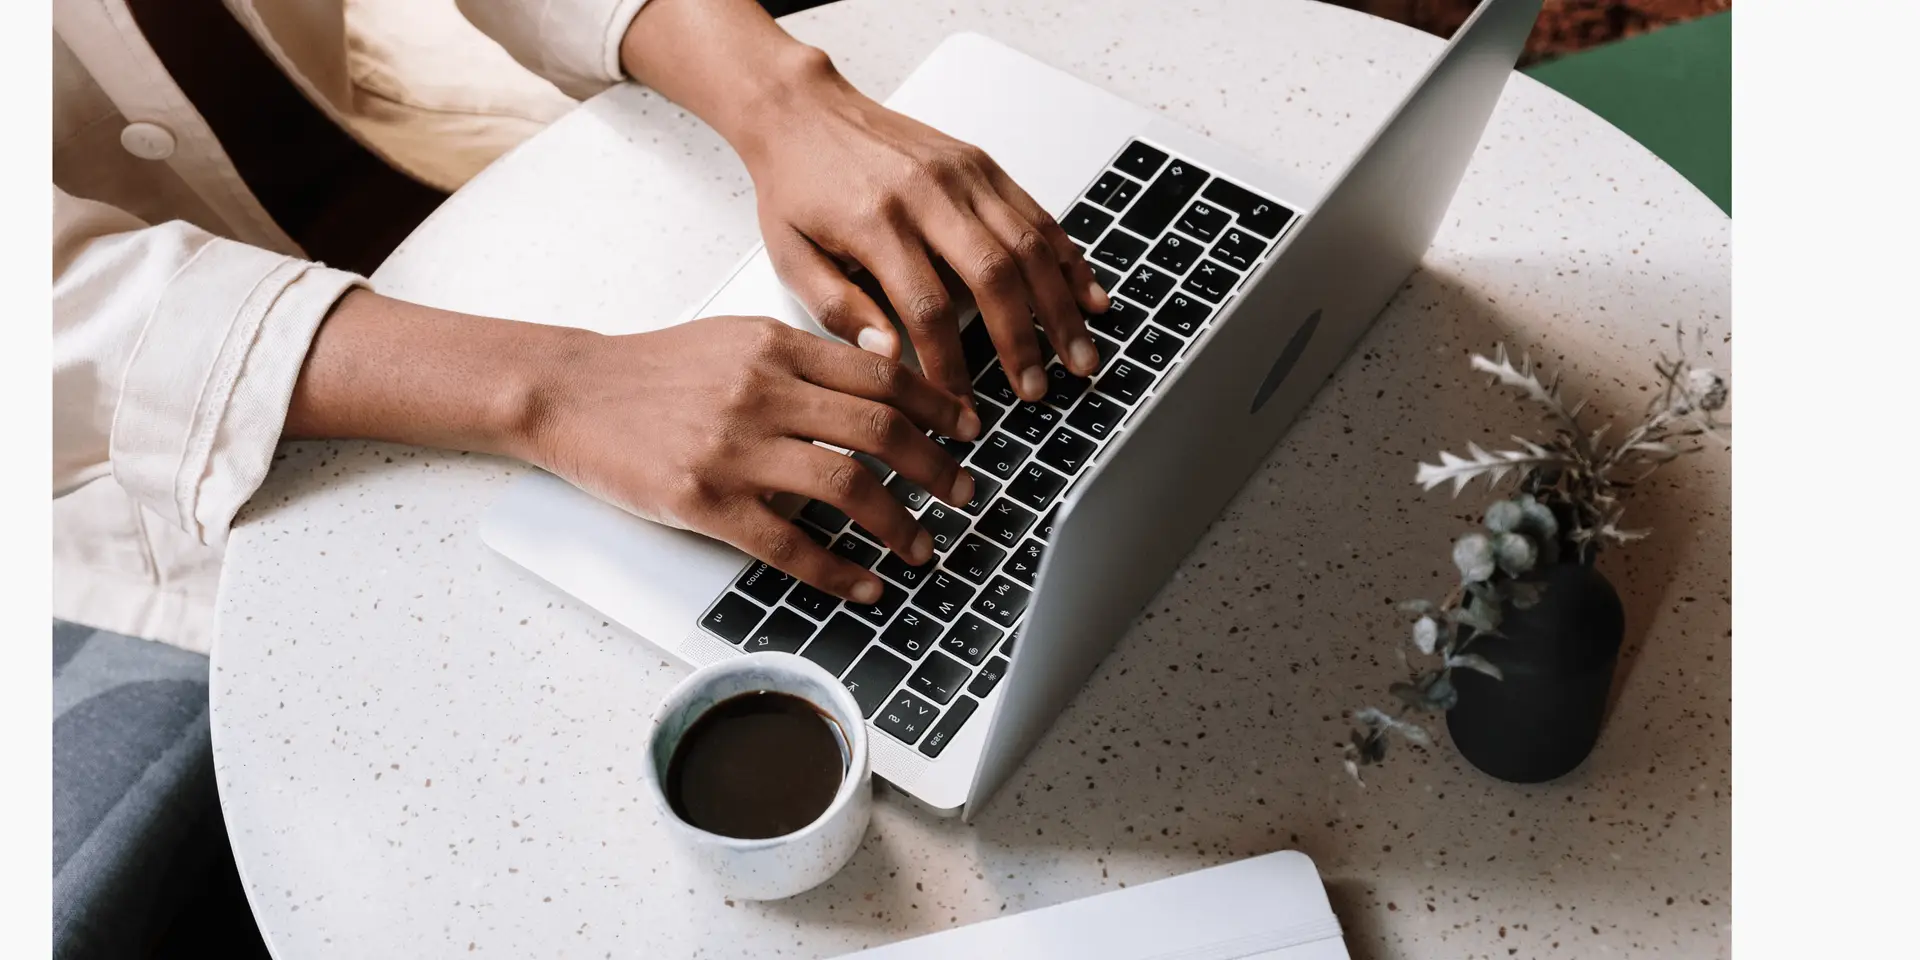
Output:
[{"left": 1445, "top": 559, "right": 1626, "bottom": 783}]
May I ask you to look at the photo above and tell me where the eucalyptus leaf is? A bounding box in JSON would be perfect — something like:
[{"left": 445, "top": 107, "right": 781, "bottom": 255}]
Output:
[
  {"left": 1420, "top": 672, "right": 1460, "bottom": 711},
  {"left": 1494, "top": 532, "right": 1538, "bottom": 577},
  {"left": 1483, "top": 499, "right": 1524, "bottom": 533},
  {"left": 1507, "top": 581, "right": 1546, "bottom": 609},
  {"left": 1412, "top": 616, "right": 1439, "bottom": 655},
  {"left": 1447, "top": 653, "right": 1505, "bottom": 681},
  {"left": 1453, "top": 532, "right": 1496, "bottom": 583}
]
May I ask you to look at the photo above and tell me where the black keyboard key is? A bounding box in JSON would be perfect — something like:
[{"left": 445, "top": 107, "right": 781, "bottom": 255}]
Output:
[
  {"left": 918, "top": 502, "right": 970, "bottom": 554},
  {"left": 1036, "top": 508, "right": 1057, "bottom": 542},
  {"left": 734, "top": 562, "right": 795, "bottom": 606},
  {"left": 879, "top": 607, "right": 941, "bottom": 659},
  {"left": 846, "top": 581, "right": 907, "bottom": 626},
  {"left": 1119, "top": 159, "right": 1208, "bottom": 238},
  {"left": 970, "top": 432, "right": 1032, "bottom": 481},
  {"left": 1124, "top": 325, "right": 1180, "bottom": 371},
  {"left": 1089, "top": 230, "right": 1149, "bottom": 272},
  {"left": 972, "top": 397, "right": 1007, "bottom": 435},
  {"left": 830, "top": 534, "right": 883, "bottom": 569},
  {"left": 1087, "top": 171, "right": 1142, "bottom": 212},
  {"left": 1155, "top": 293, "right": 1212, "bottom": 339},
  {"left": 976, "top": 497, "right": 1038, "bottom": 548},
  {"left": 1090, "top": 262, "right": 1121, "bottom": 293},
  {"left": 1183, "top": 259, "right": 1239, "bottom": 303},
  {"left": 935, "top": 434, "right": 975, "bottom": 462},
  {"left": 876, "top": 689, "right": 939, "bottom": 744},
  {"left": 1145, "top": 233, "right": 1202, "bottom": 275},
  {"left": 1062, "top": 202, "right": 1113, "bottom": 244},
  {"left": 886, "top": 474, "right": 930, "bottom": 512},
  {"left": 876, "top": 551, "right": 934, "bottom": 590},
  {"left": 1091, "top": 332, "right": 1123, "bottom": 373},
  {"left": 1001, "top": 402, "right": 1062, "bottom": 446},
  {"left": 1003, "top": 538, "right": 1045, "bottom": 586},
  {"left": 918, "top": 695, "right": 979, "bottom": 758},
  {"left": 799, "top": 499, "right": 849, "bottom": 535},
  {"left": 1199, "top": 179, "right": 1293, "bottom": 238},
  {"left": 1211, "top": 227, "right": 1268, "bottom": 271},
  {"left": 969, "top": 656, "right": 1010, "bottom": 698},
  {"left": 949, "top": 535, "right": 1008, "bottom": 584},
  {"left": 1065, "top": 393, "right": 1125, "bottom": 443},
  {"left": 909, "top": 651, "right": 973, "bottom": 704},
  {"left": 959, "top": 319, "right": 998, "bottom": 378},
  {"left": 1003, "top": 628, "right": 1021, "bottom": 653},
  {"left": 1095, "top": 359, "right": 1156, "bottom": 406},
  {"left": 701, "top": 592, "right": 765, "bottom": 645},
  {"left": 974, "top": 367, "right": 1020, "bottom": 407},
  {"left": 940, "top": 612, "right": 1003, "bottom": 666},
  {"left": 957, "top": 467, "right": 999, "bottom": 516},
  {"left": 784, "top": 582, "right": 838, "bottom": 620},
  {"left": 845, "top": 648, "right": 914, "bottom": 719},
  {"left": 797, "top": 521, "right": 834, "bottom": 546},
  {"left": 743, "top": 607, "right": 815, "bottom": 654},
  {"left": 1114, "top": 141, "right": 1168, "bottom": 181},
  {"left": 912, "top": 570, "right": 977, "bottom": 622},
  {"left": 1006, "top": 462, "right": 1067, "bottom": 511},
  {"left": 1175, "top": 199, "right": 1231, "bottom": 242},
  {"left": 1118, "top": 264, "right": 1177, "bottom": 308},
  {"left": 852, "top": 452, "right": 891, "bottom": 481},
  {"left": 1043, "top": 363, "right": 1090, "bottom": 409},
  {"left": 1085, "top": 296, "right": 1146, "bottom": 342},
  {"left": 971, "top": 576, "right": 1033, "bottom": 629},
  {"left": 800, "top": 613, "right": 873, "bottom": 677},
  {"left": 1036, "top": 427, "right": 1098, "bottom": 475}
]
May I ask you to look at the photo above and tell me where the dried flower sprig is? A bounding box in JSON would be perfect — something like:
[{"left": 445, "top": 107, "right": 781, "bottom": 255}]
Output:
[{"left": 1346, "top": 327, "right": 1728, "bottom": 782}]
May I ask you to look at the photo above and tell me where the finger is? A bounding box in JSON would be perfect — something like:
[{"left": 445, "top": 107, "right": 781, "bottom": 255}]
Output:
[
  {"left": 769, "top": 441, "right": 936, "bottom": 569},
  {"left": 787, "top": 328, "right": 981, "bottom": 442},
  {"left": 982, "top": 161, "right": 1111, "bottom": 316},
  {"left": 782, "top": 383, "right": 973, "bottom": 510},
  {"left": 974, "top": 195, "right": 1102, "bottom": 378},
  {"left": 765, "top": 222, "right": 899, "bottom": 358},
  {"left": 852, "top": 229, "right": 974, "bottom": 401},
  {"left": 925, "top": 210, "right": 1049, "bottom": 402},
  {"left": 716, "top": 497, "right": 887, "bottom": 605}
]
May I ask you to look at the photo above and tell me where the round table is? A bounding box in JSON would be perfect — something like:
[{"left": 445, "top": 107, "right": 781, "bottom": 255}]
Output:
[{"left": 211, "top": 1, "right": 1731, "bottom": 956}]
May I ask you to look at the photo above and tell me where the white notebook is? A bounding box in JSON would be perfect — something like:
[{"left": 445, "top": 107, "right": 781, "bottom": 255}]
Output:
[{"left": 835, "top": 851, "right": 1348, "bottom": 960}]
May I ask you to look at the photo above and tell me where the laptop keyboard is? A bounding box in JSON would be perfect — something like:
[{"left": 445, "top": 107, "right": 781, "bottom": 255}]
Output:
[{"left": 697, "top": 139, "right": 1297, "bottom": 759}]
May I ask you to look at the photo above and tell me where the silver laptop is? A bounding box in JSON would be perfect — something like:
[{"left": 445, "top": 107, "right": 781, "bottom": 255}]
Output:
[{"left": 482, "top": 0, "right": 1543, "bottom": 820}]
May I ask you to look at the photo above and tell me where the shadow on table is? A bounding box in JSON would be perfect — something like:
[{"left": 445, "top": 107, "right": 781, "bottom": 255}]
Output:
[{"left": 858, "top": 260, "right": 1729, "bottom": 956}]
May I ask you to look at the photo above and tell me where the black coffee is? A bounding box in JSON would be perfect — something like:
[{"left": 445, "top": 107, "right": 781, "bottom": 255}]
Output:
[{"left": 665, "top": 691, "right": 847, "bottom": 840}]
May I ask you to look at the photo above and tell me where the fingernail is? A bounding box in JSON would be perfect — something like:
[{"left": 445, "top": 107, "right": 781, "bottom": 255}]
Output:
[
  {"left": 851, "top": 579, "right": 883, "bottom": 605},
  {"left": 956, "top": 407, "right": 982, "bottom": 441},
  {"left": 1068, "top": 337, "right": 1100, "bottom": 375},
  {"left": 1019, "top": 366, "right": 1048, "bottom": 400},
  {"left": 950, "top": 468, "right": 975, "bottom": 506},
  {"left": 1084, "top": 277, "right": 1111, "bottom": 309},
  {"left": 910, "top": 530, "right": 934, "bottom": 565},
  {"left": 856, "top": 327, "right": 894, "bottom": 356}
]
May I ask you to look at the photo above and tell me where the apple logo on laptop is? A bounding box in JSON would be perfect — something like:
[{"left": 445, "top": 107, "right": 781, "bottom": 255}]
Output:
[{"left": 1249, "top": 309, "right": 1321, "bottom": 414}]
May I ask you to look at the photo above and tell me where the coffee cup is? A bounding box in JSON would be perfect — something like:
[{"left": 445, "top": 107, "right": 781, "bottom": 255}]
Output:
[{"left": 641, "top": 652, "right": 871, "bottom": 900}]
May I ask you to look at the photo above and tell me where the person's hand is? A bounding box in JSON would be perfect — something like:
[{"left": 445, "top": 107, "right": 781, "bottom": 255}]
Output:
[
  {"left": 524, "top": 315, "right": 982, "bottom": 603},
  {"left": 736, "top": 62, "right": 1111, "bottom": 403}
]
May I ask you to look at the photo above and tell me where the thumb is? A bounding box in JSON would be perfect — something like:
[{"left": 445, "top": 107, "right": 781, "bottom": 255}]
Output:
[{"left": 767, "top": 227, "right": 898, "bottom": 358}]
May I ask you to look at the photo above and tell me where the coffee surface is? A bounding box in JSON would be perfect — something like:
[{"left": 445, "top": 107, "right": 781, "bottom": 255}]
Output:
[{"left": 665, "top": 691, "right": 847, "bottom": 840}]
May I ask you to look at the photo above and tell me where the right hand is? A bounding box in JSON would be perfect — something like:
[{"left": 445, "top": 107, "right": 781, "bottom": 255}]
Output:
[{"left": 523, "top": 315, "right": 982, "bottom": 604}]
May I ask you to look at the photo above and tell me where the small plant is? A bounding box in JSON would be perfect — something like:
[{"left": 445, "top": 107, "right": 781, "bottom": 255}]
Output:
[{"left": 1344, "top": 327, "right": 1728, "bottom": 782}]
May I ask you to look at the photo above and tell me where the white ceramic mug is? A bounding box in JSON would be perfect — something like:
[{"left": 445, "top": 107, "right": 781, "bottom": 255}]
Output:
[{"left": 641, "top": 652, "right": 872, "bottom": 901}]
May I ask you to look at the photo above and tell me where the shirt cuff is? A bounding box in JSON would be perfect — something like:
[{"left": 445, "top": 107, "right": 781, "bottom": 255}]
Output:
[
  {"left": 110, "top": 238, "right": 364, "bottom": 544},
  {"left": 456, "top": 0, "right": 652, "bottom": 101}
]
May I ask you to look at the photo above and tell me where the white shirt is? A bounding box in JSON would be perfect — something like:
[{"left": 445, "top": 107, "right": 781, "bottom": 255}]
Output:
[{"left": 52, "top": 0, "right": 649, "bottom": 652}]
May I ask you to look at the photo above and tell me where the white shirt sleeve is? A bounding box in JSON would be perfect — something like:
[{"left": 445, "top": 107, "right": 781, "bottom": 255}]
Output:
[
  {"left": 53, "top": 185, "right": 364, "bottom": 544},
  {"left": 454, "top": 0, "right": 654, "bottom": 101}
]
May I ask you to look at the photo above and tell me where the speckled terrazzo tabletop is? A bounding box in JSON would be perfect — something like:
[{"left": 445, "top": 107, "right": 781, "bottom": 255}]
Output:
[{"left": 210, "top": 1, "right": 1731, "bottom": 957}]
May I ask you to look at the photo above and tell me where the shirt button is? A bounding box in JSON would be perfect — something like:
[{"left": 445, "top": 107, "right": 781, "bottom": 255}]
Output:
[{"left": 120, "top": 122, "right": 177, "bottom": 160}]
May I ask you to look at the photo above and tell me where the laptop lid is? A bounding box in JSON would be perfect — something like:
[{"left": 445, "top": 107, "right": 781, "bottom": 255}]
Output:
[{"left": 963, "top": 0, "right": 1546, "bottom": 820}]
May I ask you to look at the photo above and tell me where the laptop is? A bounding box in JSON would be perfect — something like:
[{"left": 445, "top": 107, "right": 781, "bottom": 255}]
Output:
[{"left": 481, "top": 0, "right": 1544, "bottom": 821}]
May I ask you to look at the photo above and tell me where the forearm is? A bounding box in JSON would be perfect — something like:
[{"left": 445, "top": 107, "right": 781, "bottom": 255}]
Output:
[
  {"left": 618, "top": 0, "right": 846, "bottom": 160},
  {"left": 284, "top": 289, "right": 572, "bottom": 461}
]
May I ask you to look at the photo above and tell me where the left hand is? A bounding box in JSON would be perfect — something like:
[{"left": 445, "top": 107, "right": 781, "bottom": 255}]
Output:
[{"left": 732, "top": 63, "right": 1111, "bottom": 402}]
